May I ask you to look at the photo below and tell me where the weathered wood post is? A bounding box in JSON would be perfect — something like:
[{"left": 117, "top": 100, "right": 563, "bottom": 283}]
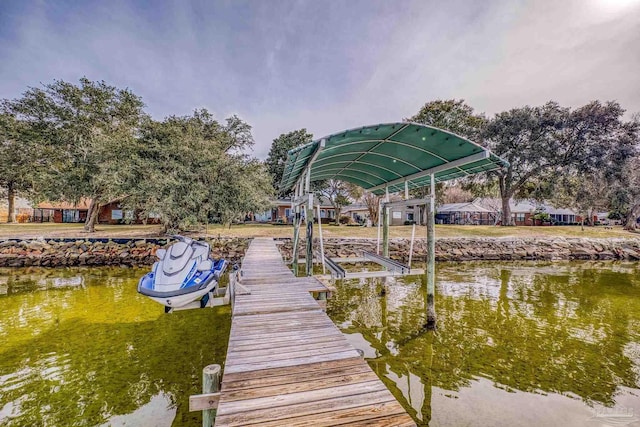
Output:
[
  {"left": 202, "top": 364, "right": 221, "bottom": 427},
  {"left": 425, "top": 174, "right": 436, "bottom": 329},
  {"left": 292, "top": 185, "right": 300, "bottom": 276},
  {"left": 317, "top": 203, "right": 326, "bottom": 274},
  {"left": 383, "top": 186, "right": 390, "bottom": 258},
  {"left": 382, "top": 205, "right": 390, "bottom": 258}
]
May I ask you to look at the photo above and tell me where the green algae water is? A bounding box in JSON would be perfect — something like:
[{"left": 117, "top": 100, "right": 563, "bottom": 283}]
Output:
[
  {"left": 326, "top": 261, "right": 640, "bottom": 427},
  {"left": 0, "top": 267, "right": 230, "bottom": 427}
]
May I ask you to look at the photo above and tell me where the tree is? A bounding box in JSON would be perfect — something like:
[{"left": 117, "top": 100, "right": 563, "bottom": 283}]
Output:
[
  {"left": 318, "top": 179, "right": 358, "bottom": 224},
  {"left": 127, "top": 110, "right": 273, "bottom": 232},
  {"left": 0, "top": 113, "right": 38, "bottom": 222},
  {"left": 406, "top": 99, "right": 487, "bottom": 141},
  {"left": 362, "top": 192, "right": 381, "bottom": 225},
  {"left": 484, "top": 101, "right": 634, "bottom": 226},
  {"left": 442, "top": 185, "right": 474, "bottom": 204},
  {"left": 6, "top": 78, "right": 145, "bottom": 231},
  {"left": 210, "top": 158, "right": 274, "bottom": 227},
  {"left": 265, "top": 129, "right": 313, "bottom": 193},
  {"left": 406, "top": 99, "right": 487, "bottom": 221}
]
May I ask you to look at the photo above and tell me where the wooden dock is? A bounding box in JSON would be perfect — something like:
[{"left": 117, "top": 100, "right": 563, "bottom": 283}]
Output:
[{"left": 214, "top": 238, "right": 415, "bottom": 426}]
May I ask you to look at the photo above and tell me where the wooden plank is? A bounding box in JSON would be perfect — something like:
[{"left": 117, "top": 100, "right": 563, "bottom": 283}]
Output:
[
  {"left": 221, "top": 364, "right": 373, "bottom": 392},
  {"left": 227, "top": 343, "right": 354, "bottom": 364},
  {"left": 189, "top": 392, "right": 220, "bottom": 411},
  {"left": 335, "top": 414, "right": 417, "bottom": 426},
  {"left": 224, "top": 350, "right": 360, "bottom": 374},
  {"left": 221, "top": 358, "right": 364, "bottom": 383},
  {"left": 227, "top": 327, "right": 339, "bottom": 343},
  {"left": 221, "top": 371, "right": 379, "bottom": 402},
  {"left": 215, "top": 390, "right": 395, "bottom": 426},
  {"left": 228, "top": 334, "right": 345, "bottom": 352},
  {"left": 243, "top": 400, "right": 408, "bottom": 427},
  {"left": 217, "top": 380, "right": 387, "bottom": 415}
]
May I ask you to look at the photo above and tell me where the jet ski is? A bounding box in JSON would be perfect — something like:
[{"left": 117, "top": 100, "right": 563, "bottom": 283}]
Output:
[{"left": 137, "top": 236, "right": 227, "bottom": 309}]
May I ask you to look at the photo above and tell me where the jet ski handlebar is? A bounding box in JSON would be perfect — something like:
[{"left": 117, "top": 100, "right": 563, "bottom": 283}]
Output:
[{"left": 168, "top": 235, "right": 208, "bottom": 247}]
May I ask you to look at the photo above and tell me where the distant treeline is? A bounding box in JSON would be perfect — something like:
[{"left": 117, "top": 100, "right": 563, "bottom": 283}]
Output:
[{"left": 2, "top": 79, "right": 639, "bottom": 231}]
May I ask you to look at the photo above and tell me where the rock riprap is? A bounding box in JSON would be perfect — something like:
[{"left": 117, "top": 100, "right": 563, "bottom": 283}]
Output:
[{"left": 0, "top": 237, "right": 249, "bottom": 267}]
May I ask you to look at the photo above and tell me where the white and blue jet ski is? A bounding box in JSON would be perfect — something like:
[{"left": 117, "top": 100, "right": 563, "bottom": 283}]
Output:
[{"left": 137, "top": 236, "right": 227, "bottom": 310}]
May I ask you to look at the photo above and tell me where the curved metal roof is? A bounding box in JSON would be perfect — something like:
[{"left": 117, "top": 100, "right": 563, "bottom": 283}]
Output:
[{"left": 279, "top": 122, "right": 508, "bottom": 196}]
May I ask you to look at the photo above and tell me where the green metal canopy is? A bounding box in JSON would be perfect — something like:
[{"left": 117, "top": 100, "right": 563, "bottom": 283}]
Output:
[{"left": 279, "top": 122, "right": 508, "bottom": 195}]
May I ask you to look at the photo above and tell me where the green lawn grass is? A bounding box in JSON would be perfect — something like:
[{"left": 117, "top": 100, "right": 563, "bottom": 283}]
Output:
[{"left": 1, "top": 222, "right": 635, "bottom": 240}]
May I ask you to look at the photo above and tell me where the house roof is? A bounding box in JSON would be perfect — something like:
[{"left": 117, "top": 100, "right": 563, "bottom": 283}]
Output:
[
  {"left": 474, "top": 198, "right": 579, "bottom": 216},
  {"left": 342, "top": 203, "right": 368, "bottom": 213},
  {"left": 36, "top": 199, "right": 91, "bottom": 210},
  {"left": 279, "top": 122, "right": 508, "bottom": 195},
  {"left": 273, "top": 197, "right": 335, "bottom": 208},
  {"left": 438, "top": 202, "right": 495, "bottom": 213}
]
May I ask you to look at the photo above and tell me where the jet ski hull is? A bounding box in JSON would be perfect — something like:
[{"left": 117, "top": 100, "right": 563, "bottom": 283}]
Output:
[
  {"left": 137, "top": 236, "right": 227, "bottom": 309},
  {"left": 138, "top": 265, "right": 224, "bottom": 308}
]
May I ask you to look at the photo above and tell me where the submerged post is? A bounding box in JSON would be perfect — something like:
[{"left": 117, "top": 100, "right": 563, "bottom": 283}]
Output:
[
  {"left": 425, "top": 174, "right": 436, "bottom": 329},
  {"left": 305, "top": 193, "right": 314, "bottom": 276},
  {"left": 202, "top": 364, "right": 221, "bottom": 427}
]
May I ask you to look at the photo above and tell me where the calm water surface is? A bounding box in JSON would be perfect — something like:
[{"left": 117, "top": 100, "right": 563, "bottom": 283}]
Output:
[
  {"left": 2, "top": 263, "right": 640, "bottom": 426},
  {"left": 326, "top": 262, "right": 640, "bottom": 427},
  {"left": 0, "top": 267, "right": 230, "bottom": 427}
]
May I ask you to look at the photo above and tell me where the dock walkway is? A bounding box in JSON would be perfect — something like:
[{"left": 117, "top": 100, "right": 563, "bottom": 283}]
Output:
[{"left": 215, "top": 238, "right": 415, "bottom": 426}]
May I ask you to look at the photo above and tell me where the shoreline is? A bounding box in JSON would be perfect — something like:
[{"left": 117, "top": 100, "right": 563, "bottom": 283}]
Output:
[{"left": 1, "top": 236, "right": 640, "bottom": 268}]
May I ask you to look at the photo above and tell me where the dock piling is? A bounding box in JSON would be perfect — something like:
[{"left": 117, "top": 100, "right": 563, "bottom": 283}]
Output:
[{"left": 203, "top": 364, "right": 221, "bottom": 427}]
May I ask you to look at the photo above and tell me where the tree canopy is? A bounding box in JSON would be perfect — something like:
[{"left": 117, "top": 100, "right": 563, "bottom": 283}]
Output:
[
  {"left": 125, "top": 110, "right": 273, "bottom": 232},
  {"left": 265, "top": 129, "right": 313, "bottom": 194},
  {"left": 5, "top": 78, "right": 146, "bottom": 230},
  {"left": 2, "top": 79, "right": 273, "bottom": 231}
]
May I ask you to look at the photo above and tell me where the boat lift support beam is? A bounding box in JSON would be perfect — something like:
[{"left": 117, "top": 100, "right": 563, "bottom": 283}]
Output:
[{"left": 292, "top": 139, "right": 325, "bottom": 277}]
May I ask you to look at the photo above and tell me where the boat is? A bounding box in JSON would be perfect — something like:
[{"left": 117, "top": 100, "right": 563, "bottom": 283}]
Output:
[{"left": 137, "top": 236, "right": 227, "bottom": 310}]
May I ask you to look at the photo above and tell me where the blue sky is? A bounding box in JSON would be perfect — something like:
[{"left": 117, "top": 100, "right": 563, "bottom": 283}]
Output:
[{"left": 1, "top": 0, "right": 639, "bottom": 158}]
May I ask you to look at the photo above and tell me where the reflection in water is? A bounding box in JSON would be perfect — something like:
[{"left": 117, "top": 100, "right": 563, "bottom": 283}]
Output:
[
  {"left": 327, "top": 261, "right": 640, "bottom": 427},
  {"left": 0, "top": 267, "right": 230, "bottom": 427}
]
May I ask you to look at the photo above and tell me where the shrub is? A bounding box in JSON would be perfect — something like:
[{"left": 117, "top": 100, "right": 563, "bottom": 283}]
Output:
[{"left": 339, "top": 216, "right": 352, "bottom": 225}]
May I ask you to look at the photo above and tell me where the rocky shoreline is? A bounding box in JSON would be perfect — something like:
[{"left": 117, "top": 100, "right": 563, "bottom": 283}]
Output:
[
  {"left": 278, "top": 237, "right": 640, "bottom": 262},
  {"left": 1, "top": 236, "right": 639, "bottom": 268},
  {"left": 0, "top": 237, "right": 249, "bottom": 268}
]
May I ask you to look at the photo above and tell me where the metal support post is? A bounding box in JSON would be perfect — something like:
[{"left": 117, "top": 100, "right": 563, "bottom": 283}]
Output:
[{"left": 305, "top": 193, "right": 314, "bottom": 276}]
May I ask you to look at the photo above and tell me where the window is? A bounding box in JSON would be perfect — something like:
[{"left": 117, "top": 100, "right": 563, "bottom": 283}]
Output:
[
  {"left": 111, "top": 209, "right": 123, "bottom": 220},
  {"left": 62, "top": 209, "right": 79, "bottom": 223},
  {"left": 320, "top": 209, "right": 326, "bottom": 218},
  {"left": 406, "top": 213, "right": 414, "bottom": 221},
  {"left": 285, "top": 208, "right": 291, "bottom": 218},
  {"left": 516, "top": 213, "right": 525, "bottom": 222}
]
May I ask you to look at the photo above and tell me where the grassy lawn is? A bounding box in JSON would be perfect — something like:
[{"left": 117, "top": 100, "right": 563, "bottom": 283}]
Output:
[
  {"left": 0, "top": 222, "right": 637, "bottom": 240},
  {"left": 0, "top": 223, "right": 163, "bottom": 239},
  {"left": 203, "top": 223, "right": 637, "bottom": 239}
]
